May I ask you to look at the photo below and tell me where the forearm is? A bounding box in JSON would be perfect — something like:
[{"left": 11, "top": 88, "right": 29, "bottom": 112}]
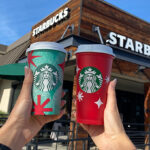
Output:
[{"left": 0, "top": 122, "right": 25, "bottom": 150}]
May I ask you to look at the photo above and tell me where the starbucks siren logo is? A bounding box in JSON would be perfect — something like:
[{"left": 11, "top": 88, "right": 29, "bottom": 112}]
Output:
[
  {"left": 79, "top": 67, "right": 103, "bottom": 93},
  {"left": 34, "top": 64, "right": 59, "bottom": 92}
]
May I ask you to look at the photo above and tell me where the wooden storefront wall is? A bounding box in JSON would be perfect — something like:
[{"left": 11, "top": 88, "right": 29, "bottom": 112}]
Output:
[
  {"left": 80, "top": 0, "right": 150, "bottom": 44},
  {"left": 31, "top": 0, "right": 150, "bottom": 46}
]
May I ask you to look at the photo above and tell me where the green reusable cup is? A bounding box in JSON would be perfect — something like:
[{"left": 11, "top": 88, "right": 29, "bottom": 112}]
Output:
[{"left": 26, "top": 42, "right": 66, "bottom": 115}]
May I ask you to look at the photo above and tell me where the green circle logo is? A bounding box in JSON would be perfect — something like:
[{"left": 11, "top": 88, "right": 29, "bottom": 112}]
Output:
[
  {"left": 34, "top": 63, "right": 59, "bottom": 92},
  {"left": 79, "top": 67, "right": 103, "bottom": 93}
]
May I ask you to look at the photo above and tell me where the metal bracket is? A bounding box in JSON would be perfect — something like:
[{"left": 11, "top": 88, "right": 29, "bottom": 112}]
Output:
[
  {"left": 92, "top": 25, "right": 104, "bottom": 44},
  {"left": 61, "top": 24, "right": 74, "bottom": 40},
  {"left": 67, "top": 50, "right": 72, "bottom": 62}
]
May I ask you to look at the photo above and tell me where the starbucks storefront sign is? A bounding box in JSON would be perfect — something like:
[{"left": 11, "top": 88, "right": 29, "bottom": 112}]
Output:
[
  {"left": 106, "top": 32, "right": 150, "bottom": 57},
  {"left": 32, "top": 7, "right": 70, "bottom": 37}
]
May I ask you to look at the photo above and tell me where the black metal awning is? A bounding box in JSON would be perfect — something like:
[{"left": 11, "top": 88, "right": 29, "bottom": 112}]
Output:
[{"left": 57, "top": 35, "right": 150, "bottom": 68}]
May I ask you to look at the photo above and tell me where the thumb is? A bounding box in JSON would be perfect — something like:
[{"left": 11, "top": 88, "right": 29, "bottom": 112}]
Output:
[
  {"left": 20, "top": 67, "right": 33, "bottom": 99},
  {"left": 105, "top": 79, "right": 125, "bottom": 133},
  {"left": 106, "top": 79, "right": 117, "bottom": 111}
]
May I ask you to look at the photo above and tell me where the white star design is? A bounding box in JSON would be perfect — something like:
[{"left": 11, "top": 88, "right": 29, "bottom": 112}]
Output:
[
  {"left": 77, "top": 91, "right": 84, "bottom": 102},
  {"left": 105, "top": 76, "right": 110, "bottom": 83},
  {"left": 76, "top": 66, "right": 80, "bottom": 74},
  {"left": 45, "top": 65, "right": 49, "bottom": 69},
  {"left": 95, "top": 98, "right": 103, "bottom": 109}
]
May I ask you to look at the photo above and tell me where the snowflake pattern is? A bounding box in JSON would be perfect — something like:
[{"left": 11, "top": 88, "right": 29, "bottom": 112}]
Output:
[
  {"left": 105, "top": 76, "right": 110, "bottom": 84},
  {"left": 77, "top": 91, "right": 84, "bottom": 102},
  {"left": 76, "top": 66, "right": 80, "bottom": 74}
]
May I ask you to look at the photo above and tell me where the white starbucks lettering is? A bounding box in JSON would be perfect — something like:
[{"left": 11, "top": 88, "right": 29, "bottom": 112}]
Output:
[
  {"left": 106, "top": 31, "right": 150, "bottom": 57},
  {"left": 144, "top": 44, "right": 150, "bottom": 56},
  {"left": 32, "top": 7, "right": 70, "bottom": 36}
]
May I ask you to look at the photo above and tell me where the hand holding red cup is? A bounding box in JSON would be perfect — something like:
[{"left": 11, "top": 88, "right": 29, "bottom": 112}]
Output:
[{"left": 75, "top": 44, "right": 115, "bottom": 125}]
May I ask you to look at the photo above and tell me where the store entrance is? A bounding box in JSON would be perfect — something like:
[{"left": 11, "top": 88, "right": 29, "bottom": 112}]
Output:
[
  {"left": 116, "top": 90, "right": 144, "bottom": 124},
  {"left": 9, "top": 83, "right": 22, "bottom": 113}
]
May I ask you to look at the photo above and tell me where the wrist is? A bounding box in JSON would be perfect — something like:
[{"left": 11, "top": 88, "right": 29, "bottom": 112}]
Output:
[
  {"left": 92, "top": 132, "right": 136, "bottom": 150},
  {"left": 0, "top": 122, "right": 26, "bottom": 150},
  {"left": 107, "top": 133, "right": 136, "bottom": 150}
]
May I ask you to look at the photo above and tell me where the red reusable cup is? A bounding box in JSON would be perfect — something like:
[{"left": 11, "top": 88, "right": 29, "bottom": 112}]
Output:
[{"left": 75, "top": 44, "right": 115, "bottom": 125}]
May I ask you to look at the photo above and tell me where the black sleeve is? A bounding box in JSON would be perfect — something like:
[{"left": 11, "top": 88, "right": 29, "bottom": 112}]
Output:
[{"left": 0, "top": 144, "right": 11, "bottom": 150}]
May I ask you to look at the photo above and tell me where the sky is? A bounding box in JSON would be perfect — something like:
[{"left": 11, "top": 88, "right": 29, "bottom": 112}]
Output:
[
  {"left": 105, "top": 0, "right": 150, "bottom": 22},
  {"left": 0, "top": 0, "right": 149, "bottom": 46}
]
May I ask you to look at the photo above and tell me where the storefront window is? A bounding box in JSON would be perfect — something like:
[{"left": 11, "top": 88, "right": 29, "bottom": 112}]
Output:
[
  {"left": 9, "top": 83, "right": 22, "bottom": 113},
  {"left": 116, "top": 90, "right": 144, "bottom": 124}
]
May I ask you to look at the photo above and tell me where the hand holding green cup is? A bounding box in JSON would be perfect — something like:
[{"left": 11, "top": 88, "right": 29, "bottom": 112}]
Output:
[{"left": 26, "top": 42, "right": 66, "bottom": 115}]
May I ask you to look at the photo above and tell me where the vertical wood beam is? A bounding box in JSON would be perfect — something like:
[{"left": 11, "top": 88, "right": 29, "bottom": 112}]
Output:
[
  {"left": 69, "top": 71, "right": 88, "bottom": 150},
  {"left": 144, "top": 83, "right": 150, "bottom": 150}
]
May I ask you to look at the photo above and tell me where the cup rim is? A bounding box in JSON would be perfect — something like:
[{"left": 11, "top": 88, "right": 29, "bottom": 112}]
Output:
[
  {"left": 26, "top": 41, "right": 67, "bottom": 54},
  {"left": 75, "top": 44, "right": 115, "bottom": 57}
]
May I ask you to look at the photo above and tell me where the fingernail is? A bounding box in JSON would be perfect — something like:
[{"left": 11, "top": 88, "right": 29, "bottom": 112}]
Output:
[
  {"left": 113, "top": 78, "right": 117, "bottom": 87},
  {"left": 25, "top": 66, "right": 29, "bottom": 77},
  {"left": 62, "top": 100, "right": 66, "bottom": 105},
  {"left": 60, "top": 109, "right": 65, "bottom": 115}
]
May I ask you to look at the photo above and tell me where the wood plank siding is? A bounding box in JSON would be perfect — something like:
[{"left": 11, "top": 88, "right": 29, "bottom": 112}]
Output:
[
  {"left": 31, "top": 0, "right": 150, "bottom": 45},
  {"left": 80, "top": 0, "right": 150, "bottom": 44},
  {"left": 31, "top": 0, "right": 81, "bottom": 43}
]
